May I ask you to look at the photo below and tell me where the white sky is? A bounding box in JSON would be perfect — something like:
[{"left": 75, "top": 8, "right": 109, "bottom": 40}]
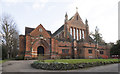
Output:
[{"left": 0, "top": 0, "right": 119, "bottom": 43}]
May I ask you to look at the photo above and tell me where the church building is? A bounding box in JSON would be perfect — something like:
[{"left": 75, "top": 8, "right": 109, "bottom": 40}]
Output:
[{"left": 19, "top": 9, "right": 110, "bottom": 59}]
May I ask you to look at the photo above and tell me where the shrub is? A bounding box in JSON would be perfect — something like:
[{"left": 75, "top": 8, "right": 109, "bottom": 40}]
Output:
[
  {"left": 31, "top": 59, "right": 119, "bottom": 70},
  {"left": 15, "top": 55, "right": 24, "bottom": 60}
]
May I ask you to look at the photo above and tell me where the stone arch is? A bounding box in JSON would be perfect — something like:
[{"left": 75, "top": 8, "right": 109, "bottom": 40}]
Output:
[{"left": 31, "top": 39, "right": 50, "bottom": 57}]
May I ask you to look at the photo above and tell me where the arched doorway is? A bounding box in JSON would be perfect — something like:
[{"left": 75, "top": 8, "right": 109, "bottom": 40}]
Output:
[{"left": 37, "top": 46, "right": 44, "bottom": 56}]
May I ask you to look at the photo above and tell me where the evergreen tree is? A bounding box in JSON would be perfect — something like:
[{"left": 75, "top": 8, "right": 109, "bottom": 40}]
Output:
[
  {"left": 91, "top": 26, "right": 105, "bottom": 45},
  {"left": 110, "top": 40, "right": 120, "bottom": 56}
]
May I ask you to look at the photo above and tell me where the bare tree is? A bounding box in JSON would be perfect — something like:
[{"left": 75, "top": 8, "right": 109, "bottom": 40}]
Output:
[{"left": 0, "top": 14, "right": 19, "bottom": 59}]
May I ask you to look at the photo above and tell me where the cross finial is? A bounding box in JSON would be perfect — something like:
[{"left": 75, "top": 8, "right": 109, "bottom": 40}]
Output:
[{"left": 76, "top": 7, "right": 78, "bottom": 12}]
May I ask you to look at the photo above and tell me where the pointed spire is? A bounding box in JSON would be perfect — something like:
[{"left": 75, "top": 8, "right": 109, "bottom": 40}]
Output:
[
  {"left": 65, "top": 12, "right": 68, "bottom": 24},
  {"left": 76, "top": 7, "right": 78, "bottom": 12},
  {"left": 85, "top": 19, "right": 88, "bottom": 25},
  {"left": 65, "top": 12, "right": 68, "bottom": 17},
  {"left": 85, "top": 19, "right": 89, "bottom": 40}
]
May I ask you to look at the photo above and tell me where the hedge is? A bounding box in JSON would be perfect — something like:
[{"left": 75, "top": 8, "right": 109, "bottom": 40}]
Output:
[{"left": 31, "top": 59, "right": 120, "bottom": 70}]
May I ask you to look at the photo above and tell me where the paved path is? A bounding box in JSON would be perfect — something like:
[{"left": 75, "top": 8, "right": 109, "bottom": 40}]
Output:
[
  {"left": 2, "top": 60, "right": 119, "bottom": 72},
  {"left": 0, "top": 63, "right": 2, "bottom": 74}
]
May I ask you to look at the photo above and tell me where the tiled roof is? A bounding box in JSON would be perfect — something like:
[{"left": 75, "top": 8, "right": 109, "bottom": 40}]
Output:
[
  {"left": 46, "top": 30, "right": 52, "bottom": 36},
  {"left": 52, "top": 25, "right": 64, "bottom": 37},
  {"left": 25, "top": 27, "right": 52, "bottom": 36},
  {"left": 25, "top": 27, "right": 35, "bottom": 35},
  {"left": 69, "top": 16, "right": 74, "bottom": 20},
  {"left": 89, "top": 36, "right": 95, "bottom": 43}
]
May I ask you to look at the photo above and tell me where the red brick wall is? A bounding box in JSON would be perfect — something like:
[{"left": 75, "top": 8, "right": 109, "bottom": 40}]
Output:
[
  {"left": 19, "top": 13, "right": 110, "bottom": 59},
  {"left": 51, "top": 38, "right": 72, "bottom": 59},
  {"left": 19, "top": 35, "right": 25, "bottom": 56},
  {"left": 24, "top": 24, "right": 51, "bottom": 59},
  {"left": 77, "top": 42, "right": 110, "bottom": 59}
]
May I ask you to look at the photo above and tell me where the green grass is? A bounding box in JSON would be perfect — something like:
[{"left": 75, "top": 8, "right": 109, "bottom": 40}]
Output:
[
  {"left": 0, "top": 60, "right": 8, "bottom": 63},
  {"left": 36, "top": 59, "right": 119, "bottom": 64}
]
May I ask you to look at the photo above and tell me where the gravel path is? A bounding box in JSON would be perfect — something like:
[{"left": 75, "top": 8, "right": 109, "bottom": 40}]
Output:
[{"left": 2, "top": 60, "right": 119, "bottom": 72}]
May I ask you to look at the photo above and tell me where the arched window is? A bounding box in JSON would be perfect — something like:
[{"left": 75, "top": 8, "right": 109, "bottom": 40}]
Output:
[
  {"left": 82, "top": 30, "right": 84, "bottom": 39},
  {"left": 74, "top": 28, "right": 76, "bottom": 39},
  {"left": 70, "top": 27, "right": 72, "bottom": 36},
  {"left": 59, "top": 34, "right": 61, "bottom": 38},
  {"left": 80, "top": 29, "right": 81, "bottom": 39},
  {"left": 77, "top": 29, "right": 79, "bottom": 40}
]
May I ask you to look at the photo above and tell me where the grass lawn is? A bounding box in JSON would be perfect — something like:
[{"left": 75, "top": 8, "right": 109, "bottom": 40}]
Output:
[
  {"left": 36, "top": 59, "right": 119, "bottom": 64},
  {"left": 0, "top": 60, "right": 8, "bottom": 63}
]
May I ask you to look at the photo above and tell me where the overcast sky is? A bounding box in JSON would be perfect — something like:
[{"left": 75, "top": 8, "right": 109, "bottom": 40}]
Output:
[{"left": 0, "top": 0, "right": 119, "bottom": 43}]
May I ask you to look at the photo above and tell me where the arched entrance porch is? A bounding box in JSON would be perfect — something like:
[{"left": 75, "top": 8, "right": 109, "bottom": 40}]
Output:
[{"left": 37, "top": 46, "right": 44, "bottom": 56}]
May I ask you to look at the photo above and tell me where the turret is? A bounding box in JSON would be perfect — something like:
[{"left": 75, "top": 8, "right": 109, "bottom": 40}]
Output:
[
  {"left": 65, "top": 12, "right": 68, "bottom": 24},
  {"left": 85, "top": 19, "right": 88, "bottom": 25},
  {"left": 85, "top": 19, "right": 89, "bottom": 41},
  {"left": 64, "top": 12, "right": 68, "bottom": 39}
]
